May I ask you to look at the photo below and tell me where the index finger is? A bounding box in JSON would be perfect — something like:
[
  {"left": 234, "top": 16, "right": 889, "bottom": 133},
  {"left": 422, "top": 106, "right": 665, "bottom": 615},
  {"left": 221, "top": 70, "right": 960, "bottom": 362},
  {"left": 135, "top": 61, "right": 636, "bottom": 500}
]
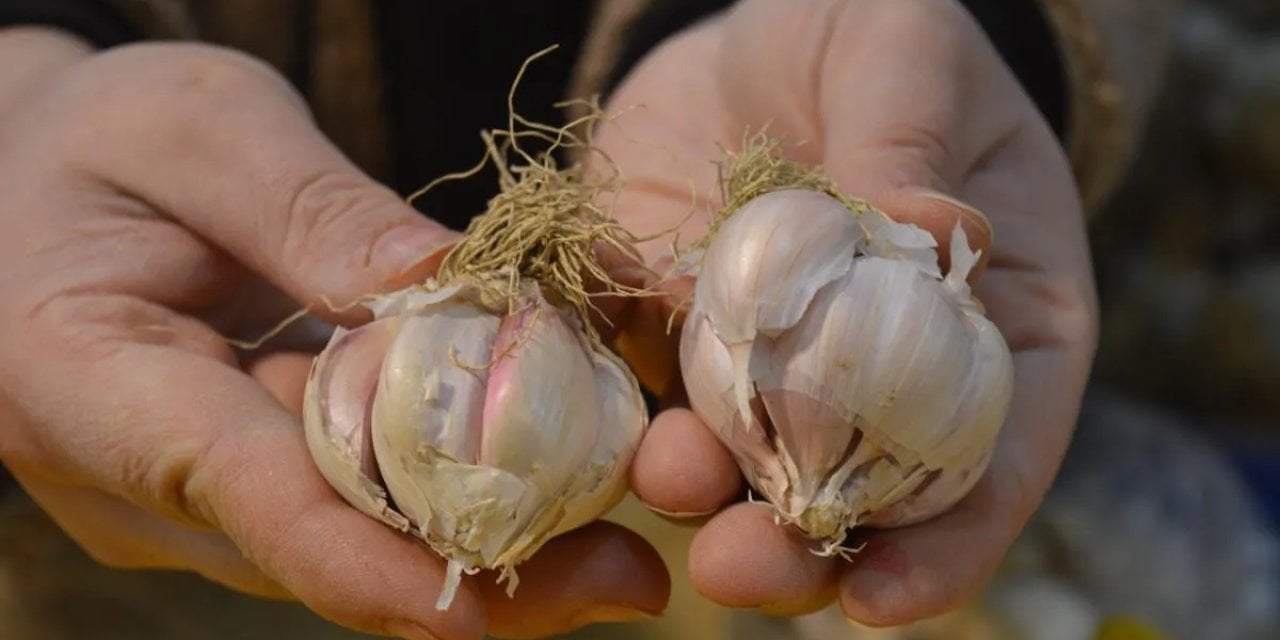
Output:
[{"left": 54, "top": 44, "right": 457, "bottom": 321}]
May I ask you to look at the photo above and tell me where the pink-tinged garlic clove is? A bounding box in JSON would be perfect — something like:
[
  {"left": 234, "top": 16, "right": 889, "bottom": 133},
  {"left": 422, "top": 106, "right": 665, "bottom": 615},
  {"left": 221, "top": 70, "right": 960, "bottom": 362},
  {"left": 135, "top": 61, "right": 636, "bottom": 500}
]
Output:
[
  {"left": 478, "top": 301, "right": 597, "bottom": 493},
  {"left": 302, "top": 316, "right": 411, "bottom": 532}
]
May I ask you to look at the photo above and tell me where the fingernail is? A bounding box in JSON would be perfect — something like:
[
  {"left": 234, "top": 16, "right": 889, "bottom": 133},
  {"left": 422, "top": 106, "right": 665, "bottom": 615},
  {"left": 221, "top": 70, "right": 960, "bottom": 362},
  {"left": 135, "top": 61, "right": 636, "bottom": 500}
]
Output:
[
  {"left": 647, "top": 504, "right": 717, "bottom": 519},
  {"left": 906, "top": 188, "right": 994, "bottom": 241},
  {"left": 384, "top": 619, "right": 440, "bottom": 640},
  {"left": 570, "top": 603, "right": 658, "bottom": 628},
  {"left": 372, "top": 225, "right": 461, "bottom": 281}
]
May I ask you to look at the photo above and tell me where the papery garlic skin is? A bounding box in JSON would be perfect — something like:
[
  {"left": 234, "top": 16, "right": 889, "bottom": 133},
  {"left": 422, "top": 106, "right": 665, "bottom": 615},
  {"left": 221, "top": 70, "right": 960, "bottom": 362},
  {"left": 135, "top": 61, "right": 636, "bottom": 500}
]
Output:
[
  {"left": 680, "top": 189, "right": 1013, "bottom": 543},
  {"left": 303, "top": 284, "right": 646, "bottom": 609}
]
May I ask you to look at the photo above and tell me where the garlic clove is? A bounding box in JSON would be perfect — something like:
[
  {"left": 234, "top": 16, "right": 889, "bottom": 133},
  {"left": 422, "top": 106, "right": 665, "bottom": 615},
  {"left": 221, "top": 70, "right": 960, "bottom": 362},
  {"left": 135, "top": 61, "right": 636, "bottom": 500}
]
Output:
[
  {"left": 302, "top": 318, "right": 411, "bottom": 532},
  {"left": 546, "top": 346, "right": 647, "bottom": 535},
  {"left": 495, "top": 343, "right": 650, "bottom": 574},
  {"left": 698, "top": 189, "right": 862, "bottom": 345},
  {"left": 678, "top": 305, "right": 737, "bottom": 437},
  {"left": 862, "top": 446, "right": 994, "bottom": 527},
  {"left": 680, "top": 304, "right": 788, "bottom": 499},
  {"left": 781, "top": 257, "right": 977, "bottom": 467},
  {"left": 479, "top": 300, "right": 598, "bottom": 495},
  {"left": 370, "top": 292, "right": 508, "bottom": 552},
  {"left": 375, "top": 298, "right": 498, "bottom": 465},
  {"left": 755, "top": 385, "right": 858, "bottom": 514}
]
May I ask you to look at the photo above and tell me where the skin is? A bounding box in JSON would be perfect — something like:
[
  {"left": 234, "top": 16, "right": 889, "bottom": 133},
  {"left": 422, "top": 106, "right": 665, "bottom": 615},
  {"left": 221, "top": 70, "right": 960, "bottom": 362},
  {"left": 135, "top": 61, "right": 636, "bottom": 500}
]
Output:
[
  {"left": 603, "top": 0, "right": 1099, "bottom": 626},
  {"left": 0, "top": 0, "right": 1097, "bottom": 635},
  {"left": 0, "top": 27, "right": 668, "bottom": 640}
]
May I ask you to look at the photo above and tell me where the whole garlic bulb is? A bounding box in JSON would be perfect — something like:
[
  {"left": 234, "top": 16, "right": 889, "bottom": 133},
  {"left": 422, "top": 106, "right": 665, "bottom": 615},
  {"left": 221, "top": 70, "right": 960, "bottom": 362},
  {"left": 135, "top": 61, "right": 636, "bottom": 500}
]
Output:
[
  {"left": 303, "top": 282, "right": 647, "bottom": 609},
  {"left": 680, "top": 188, "right": 1013, "bottom": 545}
]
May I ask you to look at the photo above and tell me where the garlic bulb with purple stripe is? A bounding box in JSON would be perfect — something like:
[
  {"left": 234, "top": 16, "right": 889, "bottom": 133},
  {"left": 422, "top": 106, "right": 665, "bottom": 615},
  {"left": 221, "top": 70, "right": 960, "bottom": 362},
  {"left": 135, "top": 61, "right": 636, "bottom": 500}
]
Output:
[{"left": 304, "top": 283, "right": 646, "bottom": 610}]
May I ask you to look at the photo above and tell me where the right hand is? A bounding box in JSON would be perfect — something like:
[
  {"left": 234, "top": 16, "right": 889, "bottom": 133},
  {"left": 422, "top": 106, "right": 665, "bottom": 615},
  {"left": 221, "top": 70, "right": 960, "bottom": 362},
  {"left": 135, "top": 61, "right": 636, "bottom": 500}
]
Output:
[
  {"left": 0, "top": 30, "right": 668, "bottom": 640},
  {"left": 597, "top": 0, "right": 1098, "bottom": 625}
]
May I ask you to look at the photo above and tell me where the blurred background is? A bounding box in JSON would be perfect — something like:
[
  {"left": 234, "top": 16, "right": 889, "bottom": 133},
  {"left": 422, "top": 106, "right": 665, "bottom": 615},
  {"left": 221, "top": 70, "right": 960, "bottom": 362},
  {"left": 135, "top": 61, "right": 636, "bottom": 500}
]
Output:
[{"left": 2, "top": 1, "right": 1279, "bottom": 639}]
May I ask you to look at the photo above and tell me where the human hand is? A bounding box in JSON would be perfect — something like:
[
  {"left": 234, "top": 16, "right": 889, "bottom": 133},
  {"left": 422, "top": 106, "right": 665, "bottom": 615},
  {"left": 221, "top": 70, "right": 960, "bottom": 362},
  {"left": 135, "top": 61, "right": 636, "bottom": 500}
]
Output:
[
  {"left": 0, "top": 32, "right": 668, "bottom": 640},
  {"left": 598, "top": 0, "right": 1098, "bottom": 625}
]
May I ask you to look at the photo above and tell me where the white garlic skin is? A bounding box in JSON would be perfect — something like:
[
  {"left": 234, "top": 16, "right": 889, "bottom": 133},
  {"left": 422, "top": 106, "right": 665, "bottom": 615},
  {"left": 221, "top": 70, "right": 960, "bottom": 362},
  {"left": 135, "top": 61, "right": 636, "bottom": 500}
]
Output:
[
  {"left": 303, "top": 284, "right": 646, "bottom": 609},
  {"left": 680, "top": 189, "right": 1013, "bottom": 541}
]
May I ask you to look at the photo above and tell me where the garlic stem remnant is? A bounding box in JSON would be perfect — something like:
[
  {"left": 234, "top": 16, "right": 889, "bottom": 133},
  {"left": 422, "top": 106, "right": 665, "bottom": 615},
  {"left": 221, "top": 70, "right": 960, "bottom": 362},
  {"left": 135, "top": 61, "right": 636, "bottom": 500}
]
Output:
[
  {"left": 303, "top": 50, "right": 649, "bottom": 611},
  {"left": 680, "top": 134, "right": 1013, "bottom": 550}
]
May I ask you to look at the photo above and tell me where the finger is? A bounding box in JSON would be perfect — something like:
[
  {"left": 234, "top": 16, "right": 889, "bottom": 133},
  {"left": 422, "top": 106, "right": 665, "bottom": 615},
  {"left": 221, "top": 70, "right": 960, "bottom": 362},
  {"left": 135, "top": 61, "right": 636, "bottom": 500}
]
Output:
[
  {"left": 16, "top": 300, "right": 488, "bottom": 639},
  {"left": 688, "top": 503, "right": 838, "bottom": 616},
  {"left": 245, "top": 351, "right": 316, "bottom": 417},
  {"left": 611, "top": 271, "right": 695, "bottom": 398},
  {"left": 189, "top": 412, "right": 489, "bottom": 640},
  {"left": 592, "top": 20, "right": 733, "bottom": 263},
  {"left": 64, "top": 45, "right": 458, "bottom": 320},
  {"left": 478, "top": 522, "right": 669, "bottom": 639},
  {"left": 812, "top": 0, "right": 1025, "bottom": 196},
  {"left": 814, "top": 1, "right": 1013, "bottom": 277},
  {"left": 629, "top": 409, "right": 741, "bottom": 517},
  {"left": 840, "top": 345, "right": 1091, "bottom": 626},
  {"left": 13, "top": 470, "right": 292, "bottom": 600},
  {"left": 719, "top": 0, "right": 1017, "bottom": 271}
]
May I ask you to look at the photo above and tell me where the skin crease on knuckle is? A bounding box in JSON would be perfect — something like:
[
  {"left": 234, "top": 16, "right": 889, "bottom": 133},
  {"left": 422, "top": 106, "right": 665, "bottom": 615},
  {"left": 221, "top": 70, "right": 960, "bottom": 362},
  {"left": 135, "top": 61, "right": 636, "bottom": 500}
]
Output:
[
  {"left": 8, "top": 292, "right": 237, "bottom": 522},
  {"left": 273, "top": 169, "right": 406, "bottom": 283}
]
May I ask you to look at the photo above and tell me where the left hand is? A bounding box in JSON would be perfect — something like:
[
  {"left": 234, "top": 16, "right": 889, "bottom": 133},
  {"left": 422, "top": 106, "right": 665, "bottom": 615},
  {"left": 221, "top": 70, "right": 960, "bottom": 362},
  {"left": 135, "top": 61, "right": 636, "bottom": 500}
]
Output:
[
  {"left": 598, "top": 0, "right": 1098, "bottom": 625},
  {"left": 0, "top": 35, "right": 668, "bottom": 640}
]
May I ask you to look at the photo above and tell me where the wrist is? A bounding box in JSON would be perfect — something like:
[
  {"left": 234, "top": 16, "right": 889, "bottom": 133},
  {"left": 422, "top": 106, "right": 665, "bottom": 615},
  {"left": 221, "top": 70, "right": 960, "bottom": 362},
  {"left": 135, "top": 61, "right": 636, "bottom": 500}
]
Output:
[{"left": 0, "top": 27, "right": 93, "bottom": 117}]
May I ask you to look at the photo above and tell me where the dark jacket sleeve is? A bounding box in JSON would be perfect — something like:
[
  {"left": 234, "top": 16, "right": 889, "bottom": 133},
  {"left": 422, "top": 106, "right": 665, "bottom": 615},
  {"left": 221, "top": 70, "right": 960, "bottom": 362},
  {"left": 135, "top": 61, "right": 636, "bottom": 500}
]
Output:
[{"left": 0, "top": 0, "right": 140, "bottom": 47}]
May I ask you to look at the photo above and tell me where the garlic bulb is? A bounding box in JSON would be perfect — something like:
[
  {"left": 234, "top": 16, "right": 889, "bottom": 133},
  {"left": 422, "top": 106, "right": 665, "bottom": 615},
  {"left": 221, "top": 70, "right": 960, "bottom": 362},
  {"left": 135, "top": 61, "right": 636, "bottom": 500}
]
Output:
[
  {"left": 680, "top": 188, "right": 1013, "bottom": 545},
  {"left": 303, "top": 282, "right": 647, "bottom": 609}
]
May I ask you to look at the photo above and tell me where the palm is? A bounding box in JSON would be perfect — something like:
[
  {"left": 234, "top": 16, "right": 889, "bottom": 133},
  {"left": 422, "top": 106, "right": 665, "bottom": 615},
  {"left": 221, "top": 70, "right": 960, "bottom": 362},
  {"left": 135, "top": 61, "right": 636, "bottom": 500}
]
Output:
[{"left": 598, "top": 0, "right": 1097, "bottom": 624}]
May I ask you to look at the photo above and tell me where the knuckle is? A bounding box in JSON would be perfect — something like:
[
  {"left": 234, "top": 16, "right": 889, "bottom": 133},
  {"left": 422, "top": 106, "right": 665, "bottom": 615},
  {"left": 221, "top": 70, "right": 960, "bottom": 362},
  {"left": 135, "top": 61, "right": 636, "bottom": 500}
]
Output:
[
  {"left": 63, "top": 43, "right": 303, "bottom": 145},
  {"left": 182, "top": 423, "right": 266, "bottom": 536},
  {"left": 273, "top": 169, "right": 402, "bottom": 268},
  {"left": 878, "top": 124, "right": 955, "bottom": 169},
  {"left": 1036, "top": 272, "right": 1101, "bottom": 353},
  {"left": 23, "top": 294, "right": 149, "bottom": 363},
  {"left": 181, "top": 431, "right": 242, "bottom": 531}
]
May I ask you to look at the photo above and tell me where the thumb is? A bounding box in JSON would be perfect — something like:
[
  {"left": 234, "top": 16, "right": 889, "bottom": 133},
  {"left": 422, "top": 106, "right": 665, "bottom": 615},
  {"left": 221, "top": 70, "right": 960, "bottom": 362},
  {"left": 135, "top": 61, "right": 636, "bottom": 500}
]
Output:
[
  {"left": 805, "top": 2, "right": 1016, "bottom": 278},
  {"left": 77, "top": 47, "right": 461, "bottom": 321},
  {"left": 719, "top": 0, "right": 1009, "bottom": 277}
]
